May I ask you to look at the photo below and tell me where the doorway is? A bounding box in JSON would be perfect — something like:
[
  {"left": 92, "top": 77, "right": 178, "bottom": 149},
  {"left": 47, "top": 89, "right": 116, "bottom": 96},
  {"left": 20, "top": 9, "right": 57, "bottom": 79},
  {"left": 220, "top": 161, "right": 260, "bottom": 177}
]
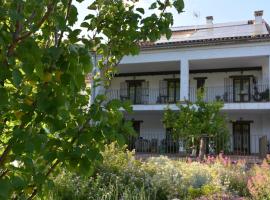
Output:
[
  {"left": 128, "top": 81, "right": 142, "bottom": 104},
  {"left": 127, "top": 121, "right": 141, "bottom": 151},
  {"left": 233, "top": 77, "right": 251, "bottom": 102},
  {"left": 233, "top": 121, "right": 251, "bottom": 155}
]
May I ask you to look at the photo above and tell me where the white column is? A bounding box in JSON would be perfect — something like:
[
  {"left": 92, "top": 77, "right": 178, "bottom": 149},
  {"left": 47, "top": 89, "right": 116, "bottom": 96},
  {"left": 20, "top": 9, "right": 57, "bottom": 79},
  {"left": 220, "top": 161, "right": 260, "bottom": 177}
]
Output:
[
  {"left": 266, "top": 56, "right": 270, "bottom": 101},
  {"left": 262, "top": 56, "right": 270, "bottom": 85},
  {"left": 262, "top": 56, "right": 270, "bottom": 101},
  {"left": 180, "top": 59, "right": 189, "bottom": 101},
  {"left": 266, "top": 56, "right": 270, "bottom": 89}
]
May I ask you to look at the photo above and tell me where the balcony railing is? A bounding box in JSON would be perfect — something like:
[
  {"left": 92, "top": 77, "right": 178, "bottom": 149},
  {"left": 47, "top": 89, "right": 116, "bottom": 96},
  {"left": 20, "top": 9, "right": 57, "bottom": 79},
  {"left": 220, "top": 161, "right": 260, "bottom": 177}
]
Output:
[
  {"left": 106, "top": 88, "right": 180, "bottom": 104},
  {"left": 106, "top": 85, "right": 269, "bottom": 105},
  {"left": 189, "top": 85, "right": 269, "bottom": 103},
  {"left": 126, "top": 132, "right": 268, "bottom": 156}
]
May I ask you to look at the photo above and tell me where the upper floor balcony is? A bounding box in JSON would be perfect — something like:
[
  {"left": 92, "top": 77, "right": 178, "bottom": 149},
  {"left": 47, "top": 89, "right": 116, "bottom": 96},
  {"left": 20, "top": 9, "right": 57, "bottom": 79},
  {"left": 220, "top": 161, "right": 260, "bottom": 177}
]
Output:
[
  {"left": 100, "top": 55, "right": 270, "bottom": 109},
  {"left": 106, "top": 84, "right": 270, "bottom": 105}
]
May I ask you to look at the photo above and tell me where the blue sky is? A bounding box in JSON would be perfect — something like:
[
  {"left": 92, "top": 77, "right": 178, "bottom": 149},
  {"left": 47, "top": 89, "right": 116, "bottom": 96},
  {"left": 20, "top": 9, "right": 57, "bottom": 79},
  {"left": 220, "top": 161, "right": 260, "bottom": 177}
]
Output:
[
  {"left": 75, "top": 0, "right": 270, "bottom": 27},
  {"left": 173, "top": 0, "right": 270, "bottom": 26}
]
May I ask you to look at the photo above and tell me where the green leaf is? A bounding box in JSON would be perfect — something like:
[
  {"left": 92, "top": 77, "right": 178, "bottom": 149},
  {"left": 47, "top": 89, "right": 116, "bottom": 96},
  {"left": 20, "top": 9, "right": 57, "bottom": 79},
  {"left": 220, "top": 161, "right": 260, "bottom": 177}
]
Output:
[
  {"left": 84, "top": 13, "right": 94, "bottom": 21},
  {"left": 149, "top": 2, "right": 157, "bottom": 9},
  {"left": 136, "top": 8, "right": 145, "bottom": 14},
  {"left": 0, "top": 179, "right": 11, "bottom": 199},
  {"left": 0, "top": 88, "right": 8, "bottom": 106},
  {"left": 12, "top": 69, "right": 23, "bottom": 86},
  {"left": 68, "top": 5, "right": 78, "bottom": 26},
  {"left": 78, "top": 156, "right": 92, "bottom": 175},
  {"left": 165, "top": 29, "right": 172, "bottom": 40},
  {"left": 80, "top": 22, "right": 90, "bottom": 29},
  {"left": 173, "top": 0, "right": 185, "bottom": 13},
  {"left": 11, "top": 176, "right": 26, "bottom": 190},
  {"left": 68, "top": 29, "right": 81, "bottom": 43}
]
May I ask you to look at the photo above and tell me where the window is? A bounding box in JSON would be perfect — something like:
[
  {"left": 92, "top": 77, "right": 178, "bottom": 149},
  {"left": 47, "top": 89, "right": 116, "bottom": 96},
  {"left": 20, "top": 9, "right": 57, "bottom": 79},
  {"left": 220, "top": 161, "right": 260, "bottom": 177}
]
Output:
[
  {"left": 233, "top": 77, "right": 251, "bottom": 102},
  {"left": 196, "top": 78, "right": 206, "bottom": 90},
  {"left": 127, "top": 120, "right": 142, "bottom": 151},
  {"left": 167, "top": 79, "right": 180, "bottom": 103},
  {"left": 127, "top": 80, "right": 143, "bottom": 104}
]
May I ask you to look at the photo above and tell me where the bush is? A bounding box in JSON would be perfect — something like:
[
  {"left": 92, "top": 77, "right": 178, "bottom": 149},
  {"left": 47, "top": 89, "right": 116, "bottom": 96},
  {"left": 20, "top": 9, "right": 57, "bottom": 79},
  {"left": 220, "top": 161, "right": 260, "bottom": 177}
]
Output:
[
  {"left": 41, "top": 143, "right": 270, "bottom": 200},
  {"left": 247, "top": 161, "right": 270, "bottom": 200}
]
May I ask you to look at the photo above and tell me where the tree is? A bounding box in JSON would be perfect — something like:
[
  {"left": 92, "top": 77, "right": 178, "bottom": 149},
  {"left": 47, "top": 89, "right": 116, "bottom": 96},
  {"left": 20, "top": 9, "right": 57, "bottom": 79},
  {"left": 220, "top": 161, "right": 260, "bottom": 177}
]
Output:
[
  {"left": 163, "top": 91, "right": 229, "bottom": 160},
  {"left": 0, "top": 0, "right": 184, "bottom": 199}
]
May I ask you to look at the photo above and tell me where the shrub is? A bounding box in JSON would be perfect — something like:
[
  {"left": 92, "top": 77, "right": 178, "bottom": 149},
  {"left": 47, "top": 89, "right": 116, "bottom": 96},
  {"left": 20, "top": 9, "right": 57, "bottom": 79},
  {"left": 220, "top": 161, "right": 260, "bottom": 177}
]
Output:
[
  {"left": 41, "top": 143, "right": 270, "bottom": 200},
  {"left": 247, "top": 161, "right": 270, "bottom": 200},
  {"left": 214, "top": 158, "right": 249, "bottom": 197}
]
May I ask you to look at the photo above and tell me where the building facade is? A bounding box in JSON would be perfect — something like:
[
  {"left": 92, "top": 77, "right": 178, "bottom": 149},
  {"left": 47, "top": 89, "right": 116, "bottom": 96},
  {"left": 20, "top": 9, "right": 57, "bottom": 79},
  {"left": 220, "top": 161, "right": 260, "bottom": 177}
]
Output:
[{"left": 105, "top": 11, "right": 270, "bottom": 156}]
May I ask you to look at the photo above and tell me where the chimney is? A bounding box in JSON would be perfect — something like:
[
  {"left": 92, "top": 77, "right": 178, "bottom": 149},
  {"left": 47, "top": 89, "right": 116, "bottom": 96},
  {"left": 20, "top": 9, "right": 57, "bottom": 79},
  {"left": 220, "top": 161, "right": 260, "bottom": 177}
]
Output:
[
  {"left": 254, "top": 10, "right": 263, "bottom": 24},
  {"left": 206, "top": 16, "right": 213, "bottom": 26}
]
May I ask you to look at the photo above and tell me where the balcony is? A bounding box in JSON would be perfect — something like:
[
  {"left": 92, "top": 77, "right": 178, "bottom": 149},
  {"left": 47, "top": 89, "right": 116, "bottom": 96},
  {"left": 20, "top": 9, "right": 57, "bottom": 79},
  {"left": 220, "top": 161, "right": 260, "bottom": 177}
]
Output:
[
  {"left": 126, "top": 132, "right": 267, "bottom": 156},
  {"left": 106, "top": 84, "right": 269, "bottom": 104}
]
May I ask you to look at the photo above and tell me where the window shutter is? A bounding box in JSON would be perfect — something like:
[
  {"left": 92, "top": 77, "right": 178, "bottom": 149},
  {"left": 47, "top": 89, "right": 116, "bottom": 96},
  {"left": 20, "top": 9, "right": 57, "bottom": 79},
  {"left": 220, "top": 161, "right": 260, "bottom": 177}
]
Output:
[
  {"left": 224, "top": 78, "right": 233, "bottom": 102},
  {"left": 158, "top": 80, "right": 168, "bottom": 103},
  {"left": 141, "top": 81, "right": 149, "bottom": 104},
  {"left": 252, "top": 76, "right": 259, "bottom": 101},
  {"left": 120, "top": 82, "right": 128, "bottom": 101}
]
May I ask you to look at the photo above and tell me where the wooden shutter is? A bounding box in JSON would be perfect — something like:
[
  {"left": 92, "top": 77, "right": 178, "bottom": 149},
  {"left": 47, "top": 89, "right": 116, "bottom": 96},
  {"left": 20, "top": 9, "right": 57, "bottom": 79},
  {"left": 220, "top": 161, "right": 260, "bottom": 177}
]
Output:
[
  {"left": 224, "top": 77, "right": 233, "bottom": 102},
  {"left": 141, "top": 81, "right": 149, "bottom": 104},
  {"left": 158, "top": 80, "right": 168, "bottom": 103},
  {"left": 251, "top": 76, "right": 259, "bottom": 101},
  {"left": 120, "top": 82, "right": 128, "bottom": 101}
]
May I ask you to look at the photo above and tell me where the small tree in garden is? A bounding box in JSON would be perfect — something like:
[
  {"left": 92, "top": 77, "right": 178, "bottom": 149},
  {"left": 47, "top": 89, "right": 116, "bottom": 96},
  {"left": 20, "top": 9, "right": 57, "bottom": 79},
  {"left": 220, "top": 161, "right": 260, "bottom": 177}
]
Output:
[
  {"left": 163, "top": 91, "right": 229, "bottom": 160},
  {"left": 0, "top": 0, "right": 184, "bottom": 199}
]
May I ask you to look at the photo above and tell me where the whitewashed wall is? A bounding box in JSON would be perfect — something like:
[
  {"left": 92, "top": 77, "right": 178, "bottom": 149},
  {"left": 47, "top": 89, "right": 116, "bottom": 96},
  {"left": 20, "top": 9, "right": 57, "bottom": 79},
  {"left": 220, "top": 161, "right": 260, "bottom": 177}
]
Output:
[
  {"left": 125, "top": 111, "right": 270, "bottom": 154},
  {"left": 109, "top": 70, "right": 262, "bottom": 90},
  {"left": 125, "top": 112, "right": 166, "bottom": 145}
]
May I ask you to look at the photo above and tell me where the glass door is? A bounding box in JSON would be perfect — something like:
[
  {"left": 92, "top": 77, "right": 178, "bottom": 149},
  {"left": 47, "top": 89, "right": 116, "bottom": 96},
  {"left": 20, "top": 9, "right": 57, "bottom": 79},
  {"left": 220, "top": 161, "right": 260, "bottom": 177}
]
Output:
[
  {"left": 128, "top": 81, "right": 142, "bottom": 104},
  {"left": 128, "top": 121, "right": 141, "bottom": 151},
  {"left": 233, "top": 122, "right": 250, "bottom": 155},
  {"left": 233, "top": 77, "right": 250, "bottom": 102},
  {"left": 167, "top": 79, "right": 180, "bottom": 103}
]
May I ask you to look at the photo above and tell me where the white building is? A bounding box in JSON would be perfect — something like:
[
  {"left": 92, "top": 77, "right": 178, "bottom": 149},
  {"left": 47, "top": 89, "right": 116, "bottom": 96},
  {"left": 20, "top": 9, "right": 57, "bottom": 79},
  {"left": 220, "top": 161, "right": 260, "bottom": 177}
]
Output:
[{"left": 106, "top": 11, "right": 270, "bottom": 156}]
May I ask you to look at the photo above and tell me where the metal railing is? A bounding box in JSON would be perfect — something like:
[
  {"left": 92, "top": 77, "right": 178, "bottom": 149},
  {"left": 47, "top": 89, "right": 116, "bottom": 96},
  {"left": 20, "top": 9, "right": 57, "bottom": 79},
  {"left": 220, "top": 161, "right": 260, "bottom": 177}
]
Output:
[
  {"left": 189, "top": 85, "right": 269, "bottom": 103},
  {"left": 106, "top": 85, "right": 269, "bottom": 105},
  {"left": 126, "top": 132, "right": 268, "bottom": 156},
  {"left": 105, "top": 88, "right": 180, "bottom": 105}
]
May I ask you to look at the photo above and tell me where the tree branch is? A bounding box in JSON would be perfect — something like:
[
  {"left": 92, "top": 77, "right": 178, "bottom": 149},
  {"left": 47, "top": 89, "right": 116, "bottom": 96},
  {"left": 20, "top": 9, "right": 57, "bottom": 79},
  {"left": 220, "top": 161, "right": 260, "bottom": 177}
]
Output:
[
  {"left": 24, "top": 11, "right": 36, "bottom": 26},
  {"left": 57, "top": 0, "right": 73, "bottom": 47},
  {"left": 27, "top": 116, "right": 90, "bottom": 200},
  {"left": 0, "top": 143, "right": 12, "bottom": 167},
  {"left": 0, "top": 169, "right": 9, "bottom": 179},
  {"left": 7, "top": 2, "right": 55, "bottom": 57}
]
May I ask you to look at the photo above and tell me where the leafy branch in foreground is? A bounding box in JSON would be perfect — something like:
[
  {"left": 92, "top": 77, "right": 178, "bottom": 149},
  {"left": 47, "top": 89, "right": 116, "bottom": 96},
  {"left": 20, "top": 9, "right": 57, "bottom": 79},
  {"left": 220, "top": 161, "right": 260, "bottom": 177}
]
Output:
[{"left": 0, "top": 0, "right": 184, "bottom": 199}]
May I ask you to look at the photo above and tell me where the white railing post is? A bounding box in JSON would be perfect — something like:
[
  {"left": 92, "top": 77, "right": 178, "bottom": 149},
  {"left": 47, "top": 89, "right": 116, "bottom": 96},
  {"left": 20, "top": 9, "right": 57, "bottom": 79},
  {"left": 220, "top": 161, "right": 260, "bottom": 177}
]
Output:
[{"left": 180, "top": 59, "right": 190, "bottom": 102}]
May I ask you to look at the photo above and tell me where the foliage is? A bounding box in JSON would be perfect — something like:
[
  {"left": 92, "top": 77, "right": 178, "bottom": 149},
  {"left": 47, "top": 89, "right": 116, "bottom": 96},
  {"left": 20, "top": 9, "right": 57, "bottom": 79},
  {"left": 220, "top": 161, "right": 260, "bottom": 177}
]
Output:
[
  {"left": 43, "top": 143, "right": 265, "bottom": 200},
  {"left": 247, "top": 161, "right": 270, "bottom": 200},
  {"left": 0, "top": 0, "right": 184, "bottom": 199},
  {"left": 163, "top": 91, "right": 229, "bottom": 154}
]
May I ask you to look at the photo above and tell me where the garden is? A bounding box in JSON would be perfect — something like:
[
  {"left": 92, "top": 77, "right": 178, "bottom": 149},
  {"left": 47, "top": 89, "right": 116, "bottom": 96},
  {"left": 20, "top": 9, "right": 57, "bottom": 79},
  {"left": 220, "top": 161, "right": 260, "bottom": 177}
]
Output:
[
  {"left": 41, "top": 143, "right": 270, "bottom": 200},
  {"left": 2, "top": 1, "right": 270, "bottom": 200}
]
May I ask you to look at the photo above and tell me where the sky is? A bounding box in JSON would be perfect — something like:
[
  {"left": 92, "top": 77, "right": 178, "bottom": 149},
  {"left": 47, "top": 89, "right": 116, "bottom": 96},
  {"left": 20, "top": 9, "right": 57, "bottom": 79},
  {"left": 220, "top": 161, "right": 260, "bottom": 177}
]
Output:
[{"left": 74, "top": 0, "right": 270, "bottom": 27}]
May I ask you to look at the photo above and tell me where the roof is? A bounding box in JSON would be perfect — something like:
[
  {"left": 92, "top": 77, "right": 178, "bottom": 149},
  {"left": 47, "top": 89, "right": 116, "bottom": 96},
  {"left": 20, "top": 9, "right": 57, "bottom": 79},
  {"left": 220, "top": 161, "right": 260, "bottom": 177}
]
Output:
[{"left": 141, "top": 20, "right": 270, "bottom": 50}]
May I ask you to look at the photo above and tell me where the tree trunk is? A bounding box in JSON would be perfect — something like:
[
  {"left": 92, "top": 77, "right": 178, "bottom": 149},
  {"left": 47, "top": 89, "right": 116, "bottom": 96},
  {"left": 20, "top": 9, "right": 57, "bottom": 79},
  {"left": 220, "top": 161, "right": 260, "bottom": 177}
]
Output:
[{"left": 199, "top": 137, "right": 206, "bottom": 161}]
